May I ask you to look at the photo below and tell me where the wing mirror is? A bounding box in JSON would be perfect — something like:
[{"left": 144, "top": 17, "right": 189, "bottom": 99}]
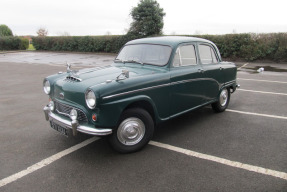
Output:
[{"left": 116, "top": 70, "right": 129, "bottom": 81}]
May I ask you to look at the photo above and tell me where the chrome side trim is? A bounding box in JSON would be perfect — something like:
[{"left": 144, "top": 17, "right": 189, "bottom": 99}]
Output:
[
  {"left": 224, "top": 80, "right": 236, "bottom": 85},
  {"left": 170, "top": 78, "right": 220, "bottom": 86},
  {"left": 44, "top": 106, "right": 112, "bottom": 136},
  {"left": 103, "top": 78, "right": 221, "bottom": 100},
  {"left": 103, "top": 83, "right": 170, "bottom": 100}
]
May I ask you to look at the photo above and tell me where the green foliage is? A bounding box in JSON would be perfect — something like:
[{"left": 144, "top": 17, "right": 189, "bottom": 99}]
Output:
[
  {"left": 32, "top": 33, "right": 287, "bottom": 62},
  {"left": 19, "top": 38, "right": 29, "bottom": 50},
  {"left": 191, "top": 33, "right": 287, "bottom": 62},
  {"left": 32, "top": 34, "right": 140, "bottom": 53},
  {"left": 0, "top": 24, "right": 13, "bottom": 37},
  {"left": 129, "top": 0, "right": 165, "bottom": 36},
  {"left": 0, "top": 37, "right": 19, "bottom": 50},
  {"left": 0, "top": 37, "right": 29, "bottom": 50},
  {"left": 27, "top": 44, "right": 36, "bottom": 50}
]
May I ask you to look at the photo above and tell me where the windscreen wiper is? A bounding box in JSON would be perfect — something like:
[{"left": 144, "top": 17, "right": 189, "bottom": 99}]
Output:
[{"left": 114, "top": 59, "right": 144, "bottom": 65}]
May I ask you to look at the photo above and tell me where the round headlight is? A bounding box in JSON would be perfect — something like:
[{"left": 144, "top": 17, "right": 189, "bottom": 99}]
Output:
[
  {"left": 85, "top": 90, "right": 96, "bottom": 109},
  {"left": 43, "top": 80, "right": 51, "bottom": 95}
]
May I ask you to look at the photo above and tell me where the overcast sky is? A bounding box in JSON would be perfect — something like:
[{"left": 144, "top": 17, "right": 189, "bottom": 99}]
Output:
[{"left": 1, "top": 0, "right": 286, "bottom": 36}]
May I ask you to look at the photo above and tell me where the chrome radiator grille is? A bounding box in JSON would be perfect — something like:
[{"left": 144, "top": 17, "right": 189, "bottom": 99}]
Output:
[{"left": 54, "top": 101, "right": 88, "bottom": 122}]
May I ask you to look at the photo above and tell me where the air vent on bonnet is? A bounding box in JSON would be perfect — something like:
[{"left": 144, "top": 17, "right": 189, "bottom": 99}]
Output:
[{"left": 65, "top": 76, "right": 82, "bottom": 82}]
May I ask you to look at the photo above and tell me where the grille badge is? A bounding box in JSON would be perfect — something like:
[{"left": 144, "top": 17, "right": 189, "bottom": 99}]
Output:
[{"left": 59, "top": 92, "right": 64, "bottom": 99}]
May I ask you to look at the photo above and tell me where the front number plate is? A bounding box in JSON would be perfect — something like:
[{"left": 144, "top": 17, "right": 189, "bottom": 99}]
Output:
[{"left": 50, "top": 121, "right": 68, "bottom": 136}]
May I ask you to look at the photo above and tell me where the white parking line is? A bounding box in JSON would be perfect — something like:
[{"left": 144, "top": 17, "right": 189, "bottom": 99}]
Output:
[
  {"left": 149, "top": 141, "right": 287, "bottom": 180},
  {"left": 237, "top": 78, "right": 287, "bottom": 84},
  {"left": 237, "top": 63, "right": 249, "bottom": 69},
  {"left": 0, "top": 137, "right": 99, "bottom": 188},
  {"left": 238, "top": 89, "right": 287, "bottom": 96},
  {"left": 226, "top": 109, "right": 287, "bottom": 120},
  {"left": 1, "top": 107, "right": 286, "bottom": 188}
]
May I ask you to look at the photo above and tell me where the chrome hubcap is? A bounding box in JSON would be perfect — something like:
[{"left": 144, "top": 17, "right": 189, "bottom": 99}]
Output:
[
  {"left": 117, "top": 117, "right": 145, "bottom": 146},
  {"left": 219, "top": 89, "right": 228, "bottom": 107}
]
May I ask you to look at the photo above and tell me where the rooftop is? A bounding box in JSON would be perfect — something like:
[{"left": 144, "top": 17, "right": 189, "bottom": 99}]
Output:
[{"left": 126, "top": 36, "right": 214, "bottom": 48}]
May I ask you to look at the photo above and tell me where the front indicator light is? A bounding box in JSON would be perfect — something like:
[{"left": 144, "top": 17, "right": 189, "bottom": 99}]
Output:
[{"left": 92, "top": 114, "right": 97, "bottom": 121}]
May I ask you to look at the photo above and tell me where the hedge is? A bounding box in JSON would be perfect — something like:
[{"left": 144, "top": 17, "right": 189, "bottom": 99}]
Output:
[
  {"left": 0, "top": 37, "right": 29, "bottom": 51},
  {"left": 32, "top": 35, "right": 139, "bottom": 53},
  {"left": 32, "top": 33, "right": 287, "bottom": 62}
]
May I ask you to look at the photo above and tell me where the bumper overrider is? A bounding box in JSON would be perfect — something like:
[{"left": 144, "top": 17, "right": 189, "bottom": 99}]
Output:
[{"left": 43, "top": 104, "right": 112, "bottom": 136}]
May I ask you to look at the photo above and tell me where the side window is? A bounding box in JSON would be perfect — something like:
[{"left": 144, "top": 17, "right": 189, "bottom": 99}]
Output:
[
  {"left": 173, "top": 45, "right": 197, "bottom": 67},
  {"left": 198, "top": 44, "right": 218, "bottom": 64}
]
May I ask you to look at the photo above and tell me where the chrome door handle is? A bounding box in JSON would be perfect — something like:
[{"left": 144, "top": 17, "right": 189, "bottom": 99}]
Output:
[{"left": 198, "top": 69, "right": 204, "bottom": 73}]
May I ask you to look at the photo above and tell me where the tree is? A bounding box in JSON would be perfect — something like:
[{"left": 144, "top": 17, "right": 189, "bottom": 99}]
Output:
[
  {"left": 129, "top": 0, "right": 165, "bottom": 36},
  {"left": 0, "top": 24, "right": 13, "bottom": 37},
  {"left": 37, "top": 28, "right": 48, "bottom": 36}
]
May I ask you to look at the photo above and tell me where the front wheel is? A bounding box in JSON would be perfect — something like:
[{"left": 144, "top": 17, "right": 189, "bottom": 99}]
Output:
[
  {"left": 212, "top": 88, "right": 230, "bottom": 113},
  {"left": 108, "top": 108, "right": 154, "bottom": 153}
]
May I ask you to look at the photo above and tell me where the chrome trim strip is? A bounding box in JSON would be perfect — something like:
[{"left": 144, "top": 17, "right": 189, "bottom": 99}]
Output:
[
  {"left": 103, "top": 83, "right": 170, "bottom": 100},
  {"left": 103, "top": 78, "right": 221, "bottom": 100},
  {"left": 76, "top": 66, "right": 110, "bottom": 75},
  {"left": 56, "top": 109, "right": 70, "bottom": 117},
  {"left": 170, "top": 78, "right": 220, "bottom": 86},
  {"left": 170, "top": 99, "right": 217, "bottom": 119},
  {"left": 224, "top": 80, "right": 236, "bottom": 85},
  {"left": 44, "top": 107, "right": 112, "bottom": 136}
]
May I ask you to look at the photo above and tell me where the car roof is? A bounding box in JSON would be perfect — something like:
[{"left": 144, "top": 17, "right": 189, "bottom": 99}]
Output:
[{"left": 125, "top": 36, "right": 214, "bottom": 48}]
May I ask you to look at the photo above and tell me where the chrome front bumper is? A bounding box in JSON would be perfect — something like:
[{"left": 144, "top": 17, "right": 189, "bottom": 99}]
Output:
[{"left": 43, "top": 106, "right": 112, "bottom": 136}]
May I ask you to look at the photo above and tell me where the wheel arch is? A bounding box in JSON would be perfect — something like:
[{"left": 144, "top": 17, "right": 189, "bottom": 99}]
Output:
[{"left": 124, "top": 99, "right": 157, "bottom": 125}]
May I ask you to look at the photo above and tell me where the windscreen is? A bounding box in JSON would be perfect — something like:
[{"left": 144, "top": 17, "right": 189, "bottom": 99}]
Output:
[{"left": 116, "top": 44, "right": 172, "bottom": 66}]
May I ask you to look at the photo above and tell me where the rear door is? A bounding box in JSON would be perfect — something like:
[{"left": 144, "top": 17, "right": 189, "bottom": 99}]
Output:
[
  {"left": 170, "top": 44, "right": 206, "bottom": 117},
  {"left": 198, "top": 43, "right": 225, "bottom": 102}
]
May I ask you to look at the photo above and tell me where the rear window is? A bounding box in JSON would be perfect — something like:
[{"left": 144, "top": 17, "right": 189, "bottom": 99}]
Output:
[{"left": 198, "top": 44, "right": 218, "bottom": 64}]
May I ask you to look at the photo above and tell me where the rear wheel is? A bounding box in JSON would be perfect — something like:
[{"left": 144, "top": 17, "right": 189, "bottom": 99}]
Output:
[
  {"left": 108, "top": 108, "right": 154, "bottom": 153},
  {"left": 212, "top": 88, "right": 230, "bottom": 112}
]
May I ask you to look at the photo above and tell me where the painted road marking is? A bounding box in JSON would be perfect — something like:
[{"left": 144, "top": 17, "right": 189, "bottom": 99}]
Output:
[
  {"left": 1, "top": 107, "right": 287, "bottom": 188},
  {"left": 238, "top": 89, "right": 287, "bottom": 96},
  {"left": 237, "top": 63, "right": 249, "bottom": 69},
  {"left": 203, "top": 107, "right": 287, "bottom": 120},
  {"left": 237, "top": 78, "right": 287, "bottom": 84},
  {"left": 226, "top": 109, "right": 287, "bottom": 120},
  {"left": 149, "top": 141, "right": 287, "bottom": 180},
  {"left": 0, "top": 137, "right": 99, "bottom": 188}
]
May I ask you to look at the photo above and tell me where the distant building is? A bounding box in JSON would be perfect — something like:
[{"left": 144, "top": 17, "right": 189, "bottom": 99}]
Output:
[{"left": 22, "top": 36, "right": 33, "bottom": 44}]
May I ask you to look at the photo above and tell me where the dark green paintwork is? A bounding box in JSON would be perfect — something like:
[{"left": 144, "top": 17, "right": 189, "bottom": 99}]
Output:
[{"left": 45, "top": 36, "right": 238, "bottom": 130}]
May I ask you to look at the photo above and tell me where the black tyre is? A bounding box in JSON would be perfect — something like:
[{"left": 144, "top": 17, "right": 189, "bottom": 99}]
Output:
[
  {"left": 108, "top": 108, "right": 154, "bottom": 153},
  {"left": 211, "top": 88, "right": 230, "bottom": 113}
]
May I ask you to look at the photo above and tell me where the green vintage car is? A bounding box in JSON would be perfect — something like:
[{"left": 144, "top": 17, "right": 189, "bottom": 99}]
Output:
[{"left": 43, "top": 36, "right": 239, "bottom": 153}]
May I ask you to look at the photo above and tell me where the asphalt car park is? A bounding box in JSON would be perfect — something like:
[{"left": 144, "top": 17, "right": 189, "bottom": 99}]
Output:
[{"left": 0, "top": 52, "right": 286, "bottom": 191}]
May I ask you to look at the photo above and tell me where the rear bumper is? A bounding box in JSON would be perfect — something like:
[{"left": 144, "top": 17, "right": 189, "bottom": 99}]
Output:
[{"left": 43, "top": 105, "right": 112, "bottom": 136}]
